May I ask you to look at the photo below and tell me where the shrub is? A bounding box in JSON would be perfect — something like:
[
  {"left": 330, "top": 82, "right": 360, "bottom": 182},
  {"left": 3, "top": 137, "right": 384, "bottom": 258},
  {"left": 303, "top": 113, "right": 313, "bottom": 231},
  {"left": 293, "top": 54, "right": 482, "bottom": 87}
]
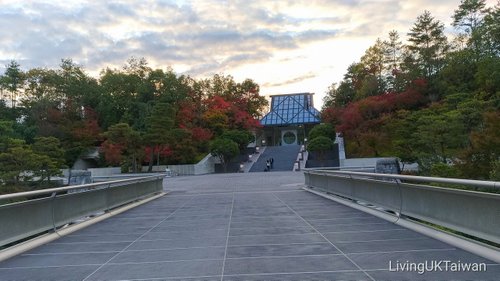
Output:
[{"left": 309, "top": 124, "right": 336, "bottom": 141}]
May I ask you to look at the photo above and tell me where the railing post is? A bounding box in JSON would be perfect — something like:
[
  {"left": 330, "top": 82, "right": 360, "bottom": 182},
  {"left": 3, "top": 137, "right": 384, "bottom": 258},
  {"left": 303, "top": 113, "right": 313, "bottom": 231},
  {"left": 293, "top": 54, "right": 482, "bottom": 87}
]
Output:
[
  {"left": 50, "top": 192, "right": 58, "bottom": 233},
  {"left": 105, "top": 183, "right": 111, "bottom": 213}
]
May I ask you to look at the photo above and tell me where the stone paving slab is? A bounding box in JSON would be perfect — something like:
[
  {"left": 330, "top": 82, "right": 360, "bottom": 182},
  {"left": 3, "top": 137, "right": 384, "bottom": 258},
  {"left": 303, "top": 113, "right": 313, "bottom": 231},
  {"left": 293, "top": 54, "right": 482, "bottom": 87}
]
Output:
[{"left": 0, "top": 172, "right": 498, "bottom": 280}]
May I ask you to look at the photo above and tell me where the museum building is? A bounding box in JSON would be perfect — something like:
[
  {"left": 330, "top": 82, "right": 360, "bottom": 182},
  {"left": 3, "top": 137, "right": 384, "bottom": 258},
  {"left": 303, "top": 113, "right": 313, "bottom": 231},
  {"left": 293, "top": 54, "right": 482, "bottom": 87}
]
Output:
[{"left": 257, "top": 92, "right": 321, "bottom": 146}]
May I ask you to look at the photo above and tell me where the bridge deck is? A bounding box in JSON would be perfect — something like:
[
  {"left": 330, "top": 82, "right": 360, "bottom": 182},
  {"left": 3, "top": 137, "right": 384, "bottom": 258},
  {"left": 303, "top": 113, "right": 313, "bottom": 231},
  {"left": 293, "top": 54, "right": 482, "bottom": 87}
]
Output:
[{"left": 0, "top": 172, "right": 498, "bottom": 280}]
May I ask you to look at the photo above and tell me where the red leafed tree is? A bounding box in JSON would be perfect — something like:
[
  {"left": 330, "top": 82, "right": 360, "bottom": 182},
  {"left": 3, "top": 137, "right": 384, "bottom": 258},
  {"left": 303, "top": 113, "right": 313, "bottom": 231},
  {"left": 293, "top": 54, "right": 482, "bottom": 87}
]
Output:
[
  {"left": 191, "top": 127, "right": 213, "bottom": 143},
  {"left": 101, "top": 142, "right": 124, "bottom": 165},
  {"left": 325, "top": 85, "right": 427, "bottom": 157},
  {"left": 72, "top": 107, "right": 101, "bottom": 144}
]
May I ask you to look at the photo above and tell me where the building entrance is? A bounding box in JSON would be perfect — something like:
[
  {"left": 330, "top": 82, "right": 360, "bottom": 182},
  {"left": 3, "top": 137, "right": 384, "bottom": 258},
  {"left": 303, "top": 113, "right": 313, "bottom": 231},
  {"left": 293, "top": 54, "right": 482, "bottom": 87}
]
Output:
[{"left": 281, "top": 130, "right": 297, "bottom": 145}]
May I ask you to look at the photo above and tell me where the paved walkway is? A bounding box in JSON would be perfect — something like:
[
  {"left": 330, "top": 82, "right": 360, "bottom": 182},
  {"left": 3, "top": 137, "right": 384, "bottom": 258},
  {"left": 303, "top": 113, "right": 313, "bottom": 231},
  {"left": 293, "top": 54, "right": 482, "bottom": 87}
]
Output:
[{"left": 0, "top": 172, "right": 498, "bottom": 280}]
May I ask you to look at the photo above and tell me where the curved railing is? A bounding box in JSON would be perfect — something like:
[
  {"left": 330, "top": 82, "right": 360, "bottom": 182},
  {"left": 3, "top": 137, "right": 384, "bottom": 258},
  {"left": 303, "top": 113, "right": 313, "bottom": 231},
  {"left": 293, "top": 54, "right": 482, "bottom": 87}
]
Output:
[
  {"left": 304, "top": 170, "right": 500, "bottom": 244},
  {"left": 0, "top": 175, "right": 164, "bottom": 247}
]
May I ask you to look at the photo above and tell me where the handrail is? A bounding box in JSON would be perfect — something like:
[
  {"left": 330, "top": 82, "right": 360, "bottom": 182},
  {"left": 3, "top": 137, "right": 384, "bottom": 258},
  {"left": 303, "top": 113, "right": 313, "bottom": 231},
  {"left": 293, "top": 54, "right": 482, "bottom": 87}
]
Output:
[
  {"left": 309, "top": 170, "right": 500, "bottom": 189},
  {"left": 0, "top": 175, "right": 164, "bottom": 202},
  {"left": 302, "top": 166, "right": 375, "bottom": 171},
  {"left": 0, "top": 174, "right": 165, "bottom": 247},
  {"left": 303, "top": 170, "right": 500, "bottom": 245}
]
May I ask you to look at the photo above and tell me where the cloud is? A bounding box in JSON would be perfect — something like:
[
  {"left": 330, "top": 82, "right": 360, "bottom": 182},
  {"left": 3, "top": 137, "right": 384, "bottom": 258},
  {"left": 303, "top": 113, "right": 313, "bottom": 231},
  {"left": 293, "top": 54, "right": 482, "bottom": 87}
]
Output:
[
  {"left": 1, "top": 0, "right": 497, "bottom": 105},
  {"left": 0, "top": 1, "right": 344, "bottom": 71},
  {"left": 263, "top": 72, "right": 317, "bottom": 87}
]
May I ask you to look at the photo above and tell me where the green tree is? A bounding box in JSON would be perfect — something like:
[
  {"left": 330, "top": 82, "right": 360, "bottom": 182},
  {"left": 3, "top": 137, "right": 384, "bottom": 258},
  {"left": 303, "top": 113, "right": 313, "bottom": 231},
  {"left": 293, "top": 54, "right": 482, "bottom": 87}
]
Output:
[
  {"left": 452, "top": 0, "right": 487, "bottom": 36},
  {"left": 384, "top": 31, "right": 403, "bottom": 74},
  {"left": 479, "top": 3, "right": 500, "bottom": 56},
  {"left": 221, "top": 130, "right": 253, "bottom": 152},
  {"left": 475, "top": 56, "right": 500, "bottom": 99},
  {"left": 144, "top": 102, "right": 176, "bottom": 171},
  {"left": 387, "top": 110, "right": 420, "bottom": 166},
  {"left": 0, "top": 140, "right": 41, "bottom": 184},
  {"left": 210, "top": 138, "right": 239, "bottom": 172},
  {"left": 438, "top": 50, "right": 477, "bottom": 96},
  {"left": 308, "top": 123, "right": 336, "bottom": 141},
  {"left": 452, "top": 0, "right": 490, "bottom": 57},
  {"left": 0, "top": 120, "right": 15, "bottom": 152},
  {"left": 411, "top": 106, "right": 466, "bottom": 173},
  {"left": 307, "top": 136, "right": 333, "bottom": 164},
  {"left": 322, "top": 81, "right": 355, "bottom": 109},
  {"left": 407, "top": 11, "right": 449, "bottom": 79},
  {"left": 32, "top": 137, "right": 66, "bottom": 183},
  {"left": 457, "top": 111, "right": 500, "bottom": 179},
  {"left": 0, "top": 61, "right": 24, "bottom": 108}
]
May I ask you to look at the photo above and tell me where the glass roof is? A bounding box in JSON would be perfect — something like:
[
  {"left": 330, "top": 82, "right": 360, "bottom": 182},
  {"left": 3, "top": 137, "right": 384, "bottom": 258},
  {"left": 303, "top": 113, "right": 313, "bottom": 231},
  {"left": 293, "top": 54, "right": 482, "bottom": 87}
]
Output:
[{"left": 260, "top": 93, "right": 320, "bottom": 126}]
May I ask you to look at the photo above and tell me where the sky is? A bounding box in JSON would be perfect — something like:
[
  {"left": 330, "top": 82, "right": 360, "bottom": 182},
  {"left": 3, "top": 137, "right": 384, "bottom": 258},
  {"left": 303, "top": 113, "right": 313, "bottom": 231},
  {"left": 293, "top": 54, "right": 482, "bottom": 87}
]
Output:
[{"left": 0, "top": 0, "right": 497, "bottom": 108}]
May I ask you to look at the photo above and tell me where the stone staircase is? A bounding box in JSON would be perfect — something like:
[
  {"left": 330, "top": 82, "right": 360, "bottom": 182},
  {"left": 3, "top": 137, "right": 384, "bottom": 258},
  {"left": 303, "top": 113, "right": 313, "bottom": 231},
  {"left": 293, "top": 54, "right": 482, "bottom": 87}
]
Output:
[{"left": 249, "top": 145, "right": 301, "bottom": 172}]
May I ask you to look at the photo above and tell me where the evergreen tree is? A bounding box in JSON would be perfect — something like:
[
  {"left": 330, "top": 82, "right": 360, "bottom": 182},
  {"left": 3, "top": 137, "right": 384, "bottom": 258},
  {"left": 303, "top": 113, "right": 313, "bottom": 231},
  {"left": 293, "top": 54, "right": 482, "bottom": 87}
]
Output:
[
  {"left": 0, "top": 61, "right": 24, "bottom": 108},
  {"left": 144, "top": 102, "right": 176, "bottom": 171},
  {"left": 383, "top": 30, "right": 404, "bottom": 91},
  {"left": 407, "top": 11, "right": 449, "bottom": 79}
]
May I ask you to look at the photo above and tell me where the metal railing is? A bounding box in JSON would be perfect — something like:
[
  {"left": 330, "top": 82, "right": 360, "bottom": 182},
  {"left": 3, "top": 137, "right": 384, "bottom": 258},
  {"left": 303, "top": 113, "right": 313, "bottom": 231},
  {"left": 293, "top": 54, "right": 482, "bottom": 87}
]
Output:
[
  {"left": 0, "top": 175, "right": 164, "bottom": 247},
  {"left": 304, "top": 170, "right": 500, "bottom": 244}
]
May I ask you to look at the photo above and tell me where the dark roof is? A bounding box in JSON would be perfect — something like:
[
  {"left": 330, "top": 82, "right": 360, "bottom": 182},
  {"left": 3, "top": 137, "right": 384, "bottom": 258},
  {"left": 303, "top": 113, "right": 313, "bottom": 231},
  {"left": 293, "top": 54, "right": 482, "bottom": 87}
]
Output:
[{"left": 260, "top": 93, "right": 320, "bottom": 126}]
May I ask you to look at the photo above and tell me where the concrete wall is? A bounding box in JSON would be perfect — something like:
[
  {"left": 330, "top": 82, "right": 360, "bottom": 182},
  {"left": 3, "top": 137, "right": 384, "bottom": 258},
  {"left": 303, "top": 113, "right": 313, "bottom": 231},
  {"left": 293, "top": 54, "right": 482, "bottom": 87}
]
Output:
[
  {"left": 88, "top": 167, "right": 122, "bottom": 177},
  {"left": 341, "top": 157, "right": 419, "bottom": 172},
  {"left": 340, "top": 157, "right": 382, "bottom": 168},
  {"left": 85, "top": 154, "right": 216, "bottom": 177}
]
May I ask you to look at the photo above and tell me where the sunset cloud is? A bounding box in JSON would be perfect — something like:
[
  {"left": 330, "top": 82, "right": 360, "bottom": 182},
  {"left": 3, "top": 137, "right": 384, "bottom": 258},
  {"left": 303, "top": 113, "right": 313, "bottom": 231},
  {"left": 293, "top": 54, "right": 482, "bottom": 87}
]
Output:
[{"left": 0, "top": 0, "right": 497, "bottom": 106}]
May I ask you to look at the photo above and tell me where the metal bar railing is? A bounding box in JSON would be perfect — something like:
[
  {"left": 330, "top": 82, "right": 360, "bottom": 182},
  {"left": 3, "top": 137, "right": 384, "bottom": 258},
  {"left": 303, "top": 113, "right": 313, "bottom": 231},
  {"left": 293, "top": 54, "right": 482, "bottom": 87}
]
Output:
[
  {"left": 304, "top": 170, "right": 500, "bottom": 244},
  {"left": 0, "top": 175, "right": 164, "bottom": 247},
  {"left": 308, "top": 170, "right": 499, "bottom": 189}
]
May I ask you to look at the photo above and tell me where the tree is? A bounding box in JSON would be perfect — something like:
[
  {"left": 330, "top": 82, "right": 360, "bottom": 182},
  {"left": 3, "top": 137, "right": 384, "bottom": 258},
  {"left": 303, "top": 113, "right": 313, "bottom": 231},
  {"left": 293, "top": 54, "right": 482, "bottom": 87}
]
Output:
[
  {"left": 210, "top": 138, "right": 239, "bottom": 172},
  {"left": 322, "top": 82, "right": 355, "bottom": 109},
  {"left": 409, "top": 106, "right": 466, "bottom": 173},
  {"left": 479, "top": 3, "right": 500, "bottom": 56},
  {"left": 307, "top": 136, "right": 333, "bottom": 164},
  {"left": 308, "top": 123, "right": 336, "bottom": 141},
  {"left": 383, "top": 30, "right": 404, "bottom": 91},
  {"left": 32, "top": 137, "right": 65, "bottom": 183},
  {"left": 438, "top": 49, "right": 478, "bottom": 96},
  {"left": 0, "top": 120, "right": 16, "bottom": 153},
  {"left": 475, "top": 55, "right": 500, "bottom": 98},
  {"left": 101, "top": 123, "right": 143, "bottom": 172},
  {"left": 221, "top": 130, "right": 253, "bottom": 152},
  {"left": 453, "top": 0, "right": 490, "bottom": 57},
  {"left": 407, "top": 11, "right": 449, "bottom": 79},
  {"left": 0, "top": 140, "right": 41, "bottom": 184},
  {"left": 0, "top": 61, "right": 24, "bottom": 108},
  {"left": 168, "top": 128, "right": 198, "bottom": 164},
  {"left": 452, "top": 0, "right": 487, "bottom": 35},
  {"left": 361, "top": 38, "right": 385, "bottom": 78},
  {"left": 144, "top": 102, "right": 176, "bottom": 171},
  {"left": 457, "top": 111, "right": 500, "bottom": 179}
]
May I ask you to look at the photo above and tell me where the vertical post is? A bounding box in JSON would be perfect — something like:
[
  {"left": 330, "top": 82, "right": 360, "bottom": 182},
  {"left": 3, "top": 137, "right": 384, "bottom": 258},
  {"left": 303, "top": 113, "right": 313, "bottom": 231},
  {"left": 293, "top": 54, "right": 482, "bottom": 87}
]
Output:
[
  {"left": 50, "top": 192, "right": 58, "bottom": 233},
  {"left": 105, "top": 183, "right": 112, "bottom": 213}
]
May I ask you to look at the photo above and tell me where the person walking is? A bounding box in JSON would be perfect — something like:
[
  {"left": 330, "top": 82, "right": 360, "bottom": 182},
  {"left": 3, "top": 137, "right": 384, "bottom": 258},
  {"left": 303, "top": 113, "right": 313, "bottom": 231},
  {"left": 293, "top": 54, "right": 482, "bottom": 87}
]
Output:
[
  {"left": 270, "top": 157, "right": 274, "bottom": 169},
  {"left": 266, "top": 160, "right": 271, "bottom": 172}
]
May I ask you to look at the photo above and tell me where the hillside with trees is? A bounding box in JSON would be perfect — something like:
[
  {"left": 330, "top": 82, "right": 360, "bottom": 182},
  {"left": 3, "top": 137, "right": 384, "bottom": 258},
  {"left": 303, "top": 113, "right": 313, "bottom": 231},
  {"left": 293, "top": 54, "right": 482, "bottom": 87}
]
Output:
[
  {"left": 322, "top": 0, "right": 499, "bottom": 180},
  {"left": 0, "top": 58, "right": 267, "bottom": 192}
]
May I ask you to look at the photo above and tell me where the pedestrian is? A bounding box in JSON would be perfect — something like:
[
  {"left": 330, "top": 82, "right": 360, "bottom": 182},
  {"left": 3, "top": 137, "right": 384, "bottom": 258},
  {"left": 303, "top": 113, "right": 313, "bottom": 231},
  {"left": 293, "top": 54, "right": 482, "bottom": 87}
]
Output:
[
  {"left": 270, "top": 157, "right": 274, "bottom": 169},
  {"left": 266, "top": 160, "right": 270, "bottom": 171}
]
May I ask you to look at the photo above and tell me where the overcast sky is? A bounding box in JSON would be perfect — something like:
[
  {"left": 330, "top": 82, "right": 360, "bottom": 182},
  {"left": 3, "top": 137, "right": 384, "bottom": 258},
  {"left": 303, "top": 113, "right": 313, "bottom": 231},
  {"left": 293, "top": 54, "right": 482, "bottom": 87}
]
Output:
[{"left": 0, "top": 0, "right": 497, "bottom": 107}]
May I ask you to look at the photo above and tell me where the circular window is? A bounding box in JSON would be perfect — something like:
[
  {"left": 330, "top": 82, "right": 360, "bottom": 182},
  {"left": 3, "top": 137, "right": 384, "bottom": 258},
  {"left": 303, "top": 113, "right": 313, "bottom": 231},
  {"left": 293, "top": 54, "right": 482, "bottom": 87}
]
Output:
[{"left": 283, "top": 132, "right": 296, "bottom": 144}]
